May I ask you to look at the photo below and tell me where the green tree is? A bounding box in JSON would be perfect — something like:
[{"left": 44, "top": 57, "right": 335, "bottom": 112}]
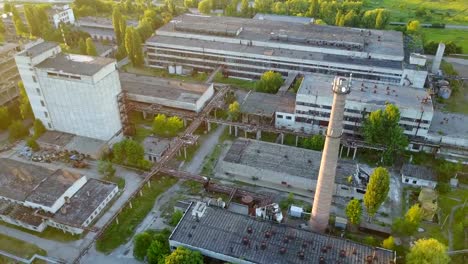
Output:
[
  {"left": 345, "top": 199, "right": 362, "bottom": 226},
  {"left": 137, "top": 20, "right": 153, "bottom": 41},
  {"left": 254, "top": 0, "right": 273, "bottom": 13},
  {"left": 153, "top": 114, "right": 167, "bottom": 135},
  {"left": 24, "top": 5, "right": 40, "bottom": 36},
  {"left": 393, "top": 204, "right": 424, "bottom": 235},
  {"left": 228, "top": 101, "right": 240, "bottom": 121},
  {"left": 0, "top": 19, "right": 5, "bottom": 34},
  {"left": 166, "top": 116, "right": 184, "bottom": 136},
  {"left": 125, "top": 27, "right": 135, "bottom": 62},
  {"left": 363, "top": 167, "right": 390, "bottom": 220},
  {"left": 166, "top": 0, "right": 177, "bottom": 15},
  {"left": 132, "top": 30, "right": 144, "bottom": 66},
  {"left": 18, "top": 81, "right": 33, "bottom": 120},
  {"left": 79, "top": 38, "right": 87, "bottom": 54},
  {"left": 13, "top": 13, "right": 28, "bottom": 36},
  {"left": 198, "top": 0, "right": 212, "bottom": 15},
  {"left": 240, "top": 0, "right": 250, "bottom": 17},
  {"left": 112, "top": 139, "right": 146, "bottom": 167},
  {"left": 0, "top": 107, "right": 11, "bottom": 131},
  {"left": 315, "top": 19, "right": 327, "bottom": 25},
  {"left": 303, "top": 135, "right": 325, "bottom": 151},
  {"left": 307, "top": 0, "right": 319, "bottom": 17},
  {"left": 147, "top": 240, "right": 169, "bottom": 264},
  {"left": 343, "top": 10, "right": 358, "bottom": 27},
  {"left": 98, "top": 160, "right": 116, "bottom": 178},
  {"left": 112, "top": 7, "right": 123, "bottom": 45},
  {"left": 26, "top": 137, "right": 40, "bottom": 151},
  {"left": 8, "top": 120, "right": 29, "bottom": 142},
  {"left": 185, "top": 0, "right": 199, "bottom": 8},
  {"left": 4, "top": 3, "right": 12, "bottom": 13},
  {"left": 164, "top": 247, "right": 203, "bottom": 264},
  {"left": 33, "top": 119, "right": 46, "bottom": 138},
  {"left": 407, "top": 20, "right": 421, "bottom": 32},
  {"left": 86, "top": 37, "right": 97, "bottom": 56},
  {"left": 169, "top": 210, "right": 183, "bottom": 226},
  {"left": 406, "top": 239, "right": 450, "bottom": 264},
  {"left": 255, "top": 71, "right": 284, "bottom": 93},
  {"left": 382, "top": 236, "right": 395, "bottom": 250},
  {"left": 362, "top": 104, "right": 408, "bottom": 164},
  {"left": 133, "top": 232, "right": 153, "bottom": 260}
]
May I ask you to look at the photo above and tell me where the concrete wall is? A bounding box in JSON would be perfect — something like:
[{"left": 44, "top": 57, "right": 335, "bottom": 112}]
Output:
[
  {"left": 275, "top": 111, "right": 295, "bottom": 129},
  {"left": 15, "top": 43, "right": 61, "bottom": 130},
  {"left": 0, "top": 214, "right": 47, "bottom": 232},
  {"left": 36, "top": 65, "right": 122, "bottom": 140},
  {"left": 51, "top": 8, "right": 75, "bottom": 28},
  {"left": 195, "top": 83, "right": 215, "bottom": 112},
  {"left": 402, "top": 175, "right": 436, "bottom": 189},
  {"left": 127, "top": 93, "right": 198, "bottom": 112},
  {"left": 24, "top": 176, "right": 87, "bottom": 214},
  {"left": 400, "top": 69, "right": 428, "bottom": 89}
]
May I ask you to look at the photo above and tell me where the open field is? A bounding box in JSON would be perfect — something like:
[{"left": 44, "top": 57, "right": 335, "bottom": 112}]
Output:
[
  {"left": 365, "top": 0, "right": 468, "bottom": 24},
  {"left": 423, "top": 28, "right": 468, "bottom": 54},
  {"left": 0, "top": 233, "right": 47, "bottom": 260}
]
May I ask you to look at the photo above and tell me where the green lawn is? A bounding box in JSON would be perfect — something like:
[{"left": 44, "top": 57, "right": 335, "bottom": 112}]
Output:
[
  {"left": 201, "top": 143, "right": 224, "bottom": 176},
  {"left": 423, "top": 28, "right": 468, "bottom": 54},
  {"left": 96, "top": 175, "right": 178, "bottom": 253},
  {"left": 213, "top": 74, "right": 257, "bottom": 90},
  {"left": 365, "top": 0, "right": 468, "bottom": 24},
  {"left": 0, "top": 233, "right": 47, "bottom": 260}
]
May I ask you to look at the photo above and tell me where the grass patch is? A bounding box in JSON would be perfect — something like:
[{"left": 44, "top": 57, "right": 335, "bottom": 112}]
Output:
[
  {"left": 219, "top": 127, "right": 236, "bottom": 142},
  {"left": 260, "top": 131, "right": 279, "bottom": 143},
  {"left": 423, "top": 28, "right": 468, "bottom": 54},
  {"left": 96, "top": 175, "right": 178, "bottom": 253},
  {"left": 214, "top": 74, "right": 256, "bottom": 90},
  {"left": 123, "top": 65, "right": 207, "bottom": 82},
  {"left": 103, "top": 174, "right": 126, "bottom": 190},
  {"left": 201, "top": 143, "right": 224, "bottom": 176},
  {"left": 181, "top": 180, "right": 204, "bottom": 195},
  {"left": 133, "top": 125, "right": 152, "bottom": 143},
  {"left": 176, "top": 144, "right": 199, "bottom": 162},
  {"left": 0, "top": 233, "right": 47, "bottom": 260}
]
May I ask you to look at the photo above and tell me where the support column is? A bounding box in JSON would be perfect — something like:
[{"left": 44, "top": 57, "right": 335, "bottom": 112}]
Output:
[
  {"left": 129, "top": 202, "right": 133, "bottom": 209},
  {"left": 184, "top": 147, "right": 187, "bottom": 159},
  {"left": 280, "top": 133, "right": 284, "bottom": 144},
  {"left": 142, "top": 111, "right": 147, "bottom": 119},
  {"left": 234, "top": 126, "right": 238, "bottom": 137},
  {"left": 147, "top": 181, "right": 151, "bottom": 188},
  {"left": 353, "top": 147, "right": 357, "bottom": 160},
  {"left": 295, "top": 135, "right": 299, "bottom": 146},
  {"left": 244, "top": 130, "right": 247, "bottom": 138},
  {"left": 116, "top": 217, "right": 119, "bottom": 225},
  {"left": 340, "top": 145, "right": 344, "bottom": 158},
  {"left": 256, "top": 130, "right": 261, "bottom": 140},
  {"left": 347, "top": 146, "right": 350, "bottom": 157},
  {"left": 207, "top": 121, "right": 211, "bottom": 132},
  {"left": 139, "top": 190, "right": 143, "bottom": 196},
  {"left": 183, "top": 119, "right": 187, "bottom": 127},
  {"left": 229, "top": 125, "right": 232, "bottom": 135}
]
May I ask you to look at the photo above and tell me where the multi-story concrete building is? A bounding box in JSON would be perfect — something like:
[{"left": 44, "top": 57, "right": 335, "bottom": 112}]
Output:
[
  {"left": 47, "top": 4, "right": 75, "bottom": 28},
  {"left": 277, "top": 74, "right": 434, "bottom": 140},
  {"left": 145, "top": 14, "right": 427, "bottom": 88},
  {"left": 0, "top": 43, "right": 21, "bottom": 106},
  {"left": 15, "top": 39, "right": 122, "bottom": 141},
  {"left": 76, "top": 17, "right": 138, "bottom": 42}
]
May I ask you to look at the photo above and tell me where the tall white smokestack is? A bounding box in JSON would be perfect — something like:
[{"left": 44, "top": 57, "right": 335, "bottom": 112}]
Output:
[
  {"left": 431, "top": 43, "right": 445, "bottom": 74},
  {"left": 310, "top": 75, "right": 351, "bottom": 233}
]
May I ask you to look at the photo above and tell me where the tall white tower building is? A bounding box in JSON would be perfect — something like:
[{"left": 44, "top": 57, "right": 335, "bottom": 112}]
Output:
[{"left": 15, "top": 40, "right": 122, "bottom": 141}]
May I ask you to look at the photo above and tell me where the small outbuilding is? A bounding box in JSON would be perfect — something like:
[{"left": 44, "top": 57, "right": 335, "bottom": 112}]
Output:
[{"left": 401, "top": 164, "right": 437, "bottom": 189}]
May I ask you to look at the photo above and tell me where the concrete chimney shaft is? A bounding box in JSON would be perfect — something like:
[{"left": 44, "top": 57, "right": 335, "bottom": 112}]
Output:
[
  {"left": 431, "top": 43, "right": 445, "bottom": 74},
  {"left": 310, "top": 76, "right": 350, "bottom": 233}
]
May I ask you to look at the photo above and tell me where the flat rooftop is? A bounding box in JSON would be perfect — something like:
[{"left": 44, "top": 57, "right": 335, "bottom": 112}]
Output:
[
  {"left": 297, "top": 74, "right": 433, "bottom": 112},
  {"left": 428, "top": 111, "right": 468, "bottom": 139},
  {"left": 37, "top": 131, "right": 107, "bottom": 158},
  {"left": 120, "top": 73, "right": 210, "bottom": 104},
  {"left": 147, "top": 35, "right": 403, "bottom": 71},
  {"left": 223, "top": 139, "right": 356, "bottom": 185},
  {"left": 401, "top": 164, "right": 437, "bottom": 181},
  {"left": 0, "top": 199, "right": 44, "bottom": 227},
  {"left": 26, "top": 170, "right": 82, "bottom": 207},
  {"left": 0, "top": 159, "right": 82, "bottom": 206},
  {"left": 53, "top": 179, "right": 117, "bottom": 226},
  {"left": 155, "top": 14, "right": 404, "bottom": 58},
  {"left": 17, "top": 41, "right": 58, "bottom": 58},
  {"left": 240, "top": 92, "right": 296, "bottom": 116},
  {"left": 170, "top": 202, "right": 395, "bottom": 264},
  {"left": 36, "top": 53, "right": 115, "bottom": 76},
  {"left": 143, "top": 136, "right": 171, "bottom": 156},
  {"left": 253, "top": 13, "right": 313, "bottom": 24},
  {"left": 77, "top": 17, "right": 138, "bottom": 29}
]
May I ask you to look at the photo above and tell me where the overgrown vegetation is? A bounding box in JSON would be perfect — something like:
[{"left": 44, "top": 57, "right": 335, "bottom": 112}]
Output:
[
  {"left": 96, "top": 176, "right": 178, "bottom": 253},
  {"left": 111, "top": 138, "right": 152, "bottom": 170},
  {"left": 152, "top": 114, "right": 184, "bottom": 138}
]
